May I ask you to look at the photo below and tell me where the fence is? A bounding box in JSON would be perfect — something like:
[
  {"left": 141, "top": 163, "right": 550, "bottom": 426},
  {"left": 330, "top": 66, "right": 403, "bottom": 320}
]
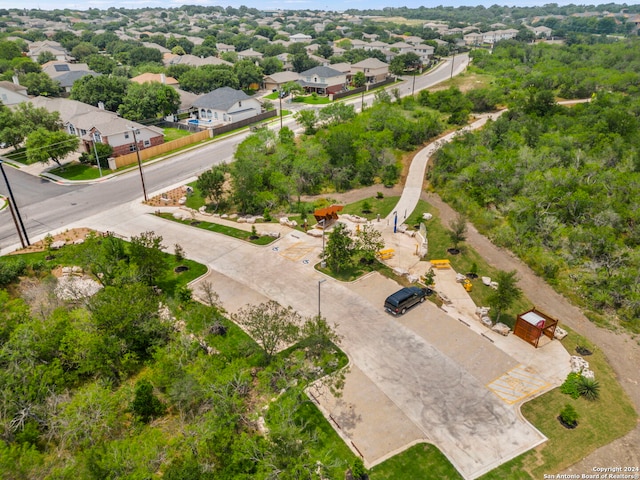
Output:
[
  {"left": 111, "top": 129, "right": 211, "bottom": 169},
  {"left": 367, "top": 76, "right": 397, "bottom": 90},
  {"left": 330, "top": 86, "right": 365, "bottom": 101},
  {"left": 210, "top": 110, "right": 277, "bottom": 137}
]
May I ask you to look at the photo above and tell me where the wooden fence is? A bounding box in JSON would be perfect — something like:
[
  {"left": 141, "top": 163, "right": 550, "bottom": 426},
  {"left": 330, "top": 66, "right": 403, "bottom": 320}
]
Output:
[{"left": 111, "top": 129, "right": 211, "bottom": 169}]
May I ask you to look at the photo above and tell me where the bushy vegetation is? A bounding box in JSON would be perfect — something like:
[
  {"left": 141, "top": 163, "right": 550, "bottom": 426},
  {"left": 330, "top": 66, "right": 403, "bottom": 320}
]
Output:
[
  {"left": 227, "top": 99, "right": 445, "bottom": 214},
  {"left": 0, "top": 233, "right": 351, "bottom": 478},
  {"left": 430, "top": 38, "right": 640, "bottom": 331}
]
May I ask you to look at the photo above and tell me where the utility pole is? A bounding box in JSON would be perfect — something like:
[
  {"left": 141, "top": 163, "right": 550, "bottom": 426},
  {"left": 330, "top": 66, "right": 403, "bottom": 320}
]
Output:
[
  {"left": 92, "top": 137, "right": 103, "bottom": 178},
  {"left": 129, "top": 127, "right": 148, "bottom": 202},
  {"left": 318, "top": 279, "right": 326, "bottom": 318},
  {"left": 279, "top": 90, "right": 283, "bottom": 129},
  {"left": 0, "top": 159, "right": 30, "bottom": 246},
  {"left": 450, "top": 50, "right": 457, "bottom": 80}
]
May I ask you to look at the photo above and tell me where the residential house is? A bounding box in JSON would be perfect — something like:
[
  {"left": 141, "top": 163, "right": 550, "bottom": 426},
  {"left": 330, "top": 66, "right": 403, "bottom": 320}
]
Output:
[
  {"left": 364, "top": 40, "right": 389, "bottom": 52},
  {"left": 389, "top": 41, "right": 414, "bottom": 53},
  {"left": 191, "top": 87, "right": 262, "bottom": 124},
  {"left": 290, "top": 33, "right": 313, "bottom": 43},
  {"left": 130, "top": 72, "right": 180, "bottom": 88},
  {"left": 27, "top": 96, "right": 164, "bottom": 157},
  {"left": 298, "top": 66, "right": 347, "bottom": 95},
  {"left": 41, "top": 61, "right": 98, "bottom": 93},
  {"left": 164, "top": 54, "right": 232, "bottom": 68},
  {"left": 413, "top": 44, "right": 435, "bottom": 63},
  {"left": 237, "top": 48, "right": 264, "bottom": 60},
  {"left": 0, "top": 80, "right": 30, "bottom": 106},
  {"left": 216, "top": 43, "right": 235, "bottom": 54},
  {"left": 529, "top": 25, "right": 553, "bottom": 37},
  {"left": 350, "top": 58, "right": 389, "bottom": 84},
  {"left": 263, "top": 71, "right": 300, "bottom": 91},
  {"left": 27, "top": 40, "right": 69, "bottom": 62}
]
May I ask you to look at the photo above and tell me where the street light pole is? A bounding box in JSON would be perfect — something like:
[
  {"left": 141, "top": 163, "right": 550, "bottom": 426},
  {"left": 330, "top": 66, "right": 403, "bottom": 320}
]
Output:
[
  {"left": 0, "top": 159, "right": 30, "bottom": 246},
  {"left": 5, "top": 196, "right": 26, "bottom": 249},
  {"left": 129, "top": 127, "right": 148, "bottom": 202},
  {"left": 318, "top": 279, "right": 326, "bottom": 318},
  {"left": 279, "top": 91, "right": 283, "bottom": 129}
]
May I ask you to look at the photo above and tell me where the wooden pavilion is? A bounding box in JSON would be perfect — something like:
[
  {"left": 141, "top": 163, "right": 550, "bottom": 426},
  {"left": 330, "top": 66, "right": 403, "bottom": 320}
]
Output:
[
  {"left": 513, "top": 307, "right": 559, "bottom": 348},
  {"left": 313, "top": 205, "right": 343, "bottom": 228}
]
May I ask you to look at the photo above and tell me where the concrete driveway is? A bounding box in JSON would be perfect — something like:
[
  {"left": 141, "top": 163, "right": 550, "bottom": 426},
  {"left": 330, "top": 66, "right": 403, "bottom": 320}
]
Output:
[{"left": 69, "top": 204, "right": 556, "bottom": 479}]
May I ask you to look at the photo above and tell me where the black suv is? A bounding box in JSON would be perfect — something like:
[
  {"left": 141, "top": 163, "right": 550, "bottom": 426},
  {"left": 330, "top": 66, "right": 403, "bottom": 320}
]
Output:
[{"left": 384, "top": 287, "right": 431, "bottom": 315}]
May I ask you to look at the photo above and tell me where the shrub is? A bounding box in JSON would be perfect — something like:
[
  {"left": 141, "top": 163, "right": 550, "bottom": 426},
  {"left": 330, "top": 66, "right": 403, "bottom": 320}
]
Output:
[
  {"left": 130, "top": 379, "right": 165, "bottom": 423},
  {"left": 351, "top": 458, "right": 368, "bottom": 480},
  {"left": 0, "top": 258, "right": 27, "bottom": 286},
  {"left": 376, "top": 191, "right": 384, "bottom": 199},
  {"left": 559, "top": 404, "right": 579, "bottom": 427},
  {"left": 577, "top": 376, "right": 600, "bottom": 401},
  {"left": 560, "top": 372, "right": 581, "bottom": 399}
]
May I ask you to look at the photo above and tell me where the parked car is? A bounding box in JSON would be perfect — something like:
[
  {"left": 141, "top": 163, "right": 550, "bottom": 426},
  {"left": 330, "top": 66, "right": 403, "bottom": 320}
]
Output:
[{"left": 384, "top": 286, "right": 431, "bottom": 315}]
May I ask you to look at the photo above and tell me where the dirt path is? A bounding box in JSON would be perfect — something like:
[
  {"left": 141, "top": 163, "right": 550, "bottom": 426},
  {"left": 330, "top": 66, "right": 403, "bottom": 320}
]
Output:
[{"left": 423, "top": 191, "right": 640, "bottom": 475}]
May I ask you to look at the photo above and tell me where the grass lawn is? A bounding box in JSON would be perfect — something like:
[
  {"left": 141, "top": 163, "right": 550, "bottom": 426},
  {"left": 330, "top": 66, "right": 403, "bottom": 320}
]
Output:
[
  {"left": 48, "top": 162, "right": 104, "bottom": 181},
  {"left": 264, "top": 92, "right": 279, "bottom": 100},
  {"left": 163, "top": 127, "right": 193, "bottom": 142},
  {"left": 480, "top": 329, "right": 637, "bottom": 479},
  {"left": 293, "top": 95, "right": 331, "bottom": 105},
  {"left": 1, "top": 146, "right": 29, "bottom": 165},
  {"left": 370, "top": 443, "right": 463, "bottom": 480},
  {"left": 155, "top": 212, "right": 276, "bottom": 246},
  {"left": 339, "top": 195, "right": 399, "bottom": 222}
]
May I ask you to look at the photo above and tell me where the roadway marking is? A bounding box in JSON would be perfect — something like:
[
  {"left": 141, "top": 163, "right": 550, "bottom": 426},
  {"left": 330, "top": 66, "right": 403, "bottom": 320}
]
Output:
[
  {"left": 487, "top": 365, "right": 549, "bottom": 405},
  {"left": 278, "top": 242, "right": 315, "bottom": 262}
]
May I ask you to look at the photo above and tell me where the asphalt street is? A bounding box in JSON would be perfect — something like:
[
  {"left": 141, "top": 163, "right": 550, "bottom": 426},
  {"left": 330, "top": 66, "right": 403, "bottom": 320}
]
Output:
[{"left": 0, "top": 54, "right": 469, "bottom": 251}]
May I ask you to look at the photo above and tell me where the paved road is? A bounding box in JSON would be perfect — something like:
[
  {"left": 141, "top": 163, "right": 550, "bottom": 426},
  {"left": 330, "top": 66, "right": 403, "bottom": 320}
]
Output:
[
  {"left": 0, "top": 54, "right": 469, "bottom": 252},
  {"left": 64, "top": 203, "right": 549, "bottom": 480}
]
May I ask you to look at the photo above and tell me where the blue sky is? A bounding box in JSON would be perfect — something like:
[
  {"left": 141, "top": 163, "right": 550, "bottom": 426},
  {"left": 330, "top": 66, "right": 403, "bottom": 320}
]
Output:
[{"left": 3, "top": 0, "right": 639, "bottom": 11}]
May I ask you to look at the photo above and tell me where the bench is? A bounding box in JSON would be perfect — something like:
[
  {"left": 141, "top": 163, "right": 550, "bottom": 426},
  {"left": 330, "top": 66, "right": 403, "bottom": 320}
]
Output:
[
  {"left": 430, "top": 259, "right": 451, "bottom": 269},
  {"left": 377, "top": 248, "right": 395, "bottom": 260}
]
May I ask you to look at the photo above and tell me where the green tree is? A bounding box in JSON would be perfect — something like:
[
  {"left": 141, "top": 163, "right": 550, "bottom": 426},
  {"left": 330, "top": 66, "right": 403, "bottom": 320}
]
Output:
[
  {"left": 79, "top": 142, "right": 113, "bottom": 169},
  {"left": 487, "top": 270, "right": 522, "bottom": 324},
  {"left": 0, "top": 104, "right": 23, "bottom": 150},
  {"left": 70, "top": 75, "right": 130, "bottom": 112},
  {"left": 355, "top": 224, "right": 384, "bottom": 264},
  {"left": 448, "top": 213, "right": 468, "bottom": 251},
  {"left": 130, "top": 379, "right": 165, "bottom": 423},
  {"left": 36, "top": 51, "right": 56, "bottom": 64},
  {"left": 71, "top": 42, "right": 99, "bottom": 61},
  {"left": 0, "top": 40, "right": 22, "bottom": 60},
  {"left": 317, "top": 44, "right": 334, "bottom": 59},
  {"left": 86, "top": 54, "right": 117, "bottom": 74},
  {"left": 197, "top": 165, "right": 227, "bottom": 210},
  {"left": 127, "top": 46, "right": 163, "bottom": 66},
  {"left": 128, "top": 231, "right": 167, "bottom": 286},
  {"left": 25, "top": 128, "right": 78, "bottom": 167},
  {"left": 18, "top": 72, "right": 61, "bottom": 97},
  {"left": 179, "top": 65, "right": 239, "bottom": 94},
  {"left": 294, "top": 109, "right": 318, "bottom": 135},
  {"left": 390, "top": 52, "right": 421, "bottom": 75},
  {"left": 352, "top": 71, "right": 366, "bottom": 87},
  {"left": 260, "top": 56, "right": 283, "bottom": 75},
  {"left": 318, "top": 103, "right": 355, "bottom": 126},
  {"left": 232, "top": 300, "right": 300, "bottom": 362},
  {"left": 324, "top": 223, "right": 355, "bottom": 273},
  {"left": 233, "top": 59, "right": 263, "bottom": 90},
  {"left": 119, "top": 82, "right": 180, "bottom": 121},
  {"left": 282, "top": 80, "right": 304, "bottom": 98}
]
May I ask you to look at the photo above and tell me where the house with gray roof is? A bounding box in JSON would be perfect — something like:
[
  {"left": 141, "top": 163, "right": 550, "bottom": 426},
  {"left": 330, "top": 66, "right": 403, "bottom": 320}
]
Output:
[
  {"left": 0, "top": 80, "right": 30, "bottom": 106},
  {"left": 298, "top": 66, "right": 347, "bottom": 95},
  {"left": 191, "top": 87, "right": 262, "bottom": 125},
  {"left": 27, "top": 97, "right": 164, "bottom": 158}
]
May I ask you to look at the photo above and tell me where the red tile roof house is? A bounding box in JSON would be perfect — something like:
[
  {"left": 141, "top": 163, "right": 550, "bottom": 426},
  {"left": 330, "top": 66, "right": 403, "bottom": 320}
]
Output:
[{"left": 28, "top": 97, "right": 164, "bottom": 157}]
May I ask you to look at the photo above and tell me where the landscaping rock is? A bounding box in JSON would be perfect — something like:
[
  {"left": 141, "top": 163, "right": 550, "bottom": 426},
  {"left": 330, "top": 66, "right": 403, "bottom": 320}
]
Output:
[
  {"left": 492, "top": 322, "right": 511, "bottom": 336},
  {"left": 554, "top": 326, "right": 568, "bottom": 340},
  {"left": 178, "top": 196, "right": 187, "bottom": 205},
  {"left": 482, "top": 276, "right": 492, "bottom": 286},
  {"left": 422, "top": 212, "right": 433, "bottom": 221},
  {"left": 481, "top": 316, "right": 493, "bottom": 327},
  {"left": 570, "top": 355, "right": 590, "bottom": 374},
  {"left": 51, "top": 240, "right": 66, "bottom": 250},
  {"left": 237, "top": 217, "right": 247, "bottom": 223},
  {"left": 455, "top": 273, "right": 467, "bottom": 283}
]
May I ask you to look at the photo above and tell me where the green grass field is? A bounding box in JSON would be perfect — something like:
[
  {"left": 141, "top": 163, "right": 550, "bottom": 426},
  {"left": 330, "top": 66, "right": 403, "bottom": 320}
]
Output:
[
  {"left": 155, "top": 212, "right": 276, "bottom": 246},
  {"left": 163, "top": 127, "right": 193, "bottom": 142},
  {"left": 48, "top": 162, "right": 104, "bottom": 181}
]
